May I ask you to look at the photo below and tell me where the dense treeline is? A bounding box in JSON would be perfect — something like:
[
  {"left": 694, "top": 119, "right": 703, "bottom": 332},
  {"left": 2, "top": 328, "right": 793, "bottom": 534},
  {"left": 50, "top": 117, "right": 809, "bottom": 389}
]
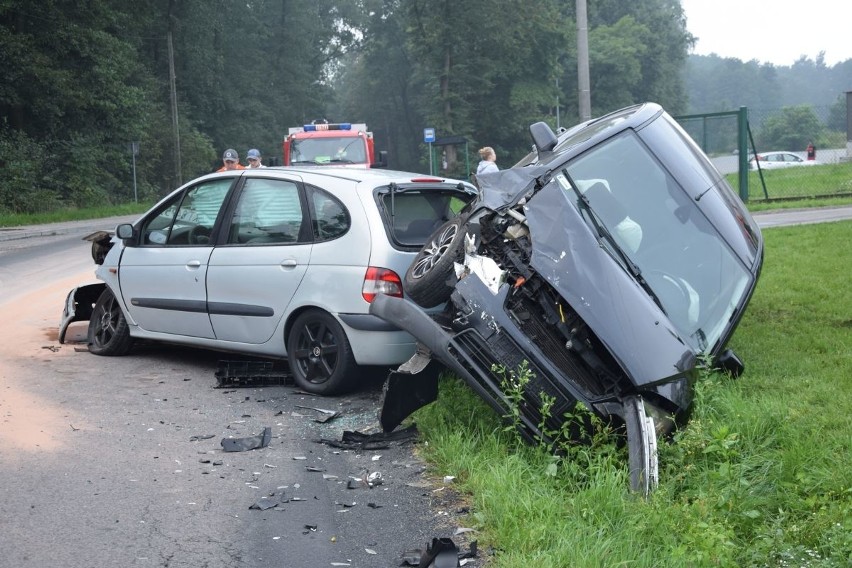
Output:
[
  {"left": 686, "top": 52, "right": 852, "bottom": 115},
  {"left": 0, "top": 0, "right": 678, "bottom": 214},
  {"left": 0, "top": 0, "right": 693, "bottom": 214},
  {"left": 684, "top": 53, "right": 852, "bottom": 153}
]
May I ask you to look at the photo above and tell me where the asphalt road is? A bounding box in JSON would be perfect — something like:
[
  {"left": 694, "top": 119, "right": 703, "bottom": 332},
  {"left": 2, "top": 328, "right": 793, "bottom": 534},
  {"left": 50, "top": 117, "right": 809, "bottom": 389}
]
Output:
[{"left": 0, "top": 228, "right": 477, "bottom": 567}]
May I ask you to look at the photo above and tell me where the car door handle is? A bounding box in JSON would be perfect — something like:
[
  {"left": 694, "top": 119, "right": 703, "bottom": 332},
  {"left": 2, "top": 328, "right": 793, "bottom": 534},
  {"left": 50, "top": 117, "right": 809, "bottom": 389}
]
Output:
[
  {"left": 186, "top": 260, "right": 202, "bottom": 268},
  {"left": 280, "top": 259, "right": 298, "bottom": 268}
]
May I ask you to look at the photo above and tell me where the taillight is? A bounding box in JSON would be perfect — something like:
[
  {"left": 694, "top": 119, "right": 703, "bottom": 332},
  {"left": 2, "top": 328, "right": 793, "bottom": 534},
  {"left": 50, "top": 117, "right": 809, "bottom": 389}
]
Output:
[{"left": 362, "top": 266, "right": 403, "bottom": 303}]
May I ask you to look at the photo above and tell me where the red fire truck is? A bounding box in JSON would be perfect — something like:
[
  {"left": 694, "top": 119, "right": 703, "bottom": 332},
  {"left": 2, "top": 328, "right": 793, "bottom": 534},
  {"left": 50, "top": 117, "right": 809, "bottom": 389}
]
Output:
[{"left": 282, "top": 122, "right": 387, "bottom": 168}]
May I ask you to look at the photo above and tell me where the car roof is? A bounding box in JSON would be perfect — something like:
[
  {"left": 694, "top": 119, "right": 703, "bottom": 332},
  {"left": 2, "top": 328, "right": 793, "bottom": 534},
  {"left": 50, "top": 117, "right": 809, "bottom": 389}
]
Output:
[
  {"left": 243, "top": 166, "right": 475, "bottom": 188},
  {"left": 754, "top": 151, "right": 795, "bottom": 157}
]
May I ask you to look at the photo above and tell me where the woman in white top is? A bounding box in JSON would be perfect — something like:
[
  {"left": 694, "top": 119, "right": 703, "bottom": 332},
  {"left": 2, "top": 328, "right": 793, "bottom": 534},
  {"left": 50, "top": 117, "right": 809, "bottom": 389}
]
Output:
[{"left": 476, "top": 146, "right": 498, "bottom": 175}]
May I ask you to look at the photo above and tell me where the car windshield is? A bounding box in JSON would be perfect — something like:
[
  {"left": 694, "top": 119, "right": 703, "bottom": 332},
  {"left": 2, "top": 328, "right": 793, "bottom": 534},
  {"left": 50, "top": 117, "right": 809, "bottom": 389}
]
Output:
[
  {"left": 560, "top": 130, "right": 751, "bottom": 352},
  {"left": 291, "top": 137, "right": 367, "bottom": 164}
]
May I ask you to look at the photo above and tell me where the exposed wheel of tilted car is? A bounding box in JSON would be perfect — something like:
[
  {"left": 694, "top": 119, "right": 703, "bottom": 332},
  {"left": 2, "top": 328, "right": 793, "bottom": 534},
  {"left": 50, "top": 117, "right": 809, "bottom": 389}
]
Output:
[
  {"left": 87, "top": 288, "right": 134, "bottom": 356},
  {"left": 623, "top": 395, "right": 659, "bottom": 496},
  {"left": 286, "top": 309, "right": 356, "bottom": 395},
  {"left": 403, "top": 214, "right": 469, "bottom": 308}
]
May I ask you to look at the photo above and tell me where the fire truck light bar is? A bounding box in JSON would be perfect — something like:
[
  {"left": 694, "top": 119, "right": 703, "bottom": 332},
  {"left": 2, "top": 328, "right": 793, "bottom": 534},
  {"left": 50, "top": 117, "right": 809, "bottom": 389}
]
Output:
[{"left": 303, "top": 123, "right": 352, "bottom": 132}]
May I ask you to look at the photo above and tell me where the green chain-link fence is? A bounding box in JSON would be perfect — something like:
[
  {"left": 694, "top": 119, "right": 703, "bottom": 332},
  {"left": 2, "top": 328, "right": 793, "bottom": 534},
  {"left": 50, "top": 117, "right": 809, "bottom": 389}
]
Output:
[{"left": 676, "top": 103, "right": 852, "bottom": 202}]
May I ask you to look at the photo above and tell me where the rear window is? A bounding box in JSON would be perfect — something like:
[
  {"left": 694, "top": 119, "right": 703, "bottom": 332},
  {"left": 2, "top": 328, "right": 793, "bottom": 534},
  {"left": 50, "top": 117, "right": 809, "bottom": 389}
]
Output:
[{"left": 378, "top": 187, "right": 473, "bottom": 248}]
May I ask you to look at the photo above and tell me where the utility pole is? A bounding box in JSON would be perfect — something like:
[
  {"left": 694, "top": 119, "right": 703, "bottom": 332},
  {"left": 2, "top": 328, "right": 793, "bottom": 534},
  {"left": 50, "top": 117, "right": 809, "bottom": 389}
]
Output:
[
  {"left": 130, "top": 141, "right": 139, "bottom": 203},
  {"left": 576, "top": 0, "right": 591, "bottom": 122},
  {"left": 167, "top": 0, "right": 182, "bottom": 185},
  {"left": 556, "top": 77, "right": 560, "bottom": 130}
]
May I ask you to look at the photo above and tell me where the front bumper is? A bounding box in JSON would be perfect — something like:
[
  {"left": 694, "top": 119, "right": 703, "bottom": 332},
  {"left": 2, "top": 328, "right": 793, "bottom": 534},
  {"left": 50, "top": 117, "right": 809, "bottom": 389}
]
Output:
[
  {"left": 58, "top": 283, "right": 106, "bottom": 344},
  {"left": 370, "top": 286, "right": 589, "bottom": 442}
]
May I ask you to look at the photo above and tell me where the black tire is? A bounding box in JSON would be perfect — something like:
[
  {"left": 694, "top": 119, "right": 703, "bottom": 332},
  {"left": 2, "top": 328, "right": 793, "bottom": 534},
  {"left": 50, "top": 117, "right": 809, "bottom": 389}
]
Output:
[
  {"left": 623, "top": 395, "right": 659, "bottom": 496},
  {"left": 403, "top": 215, "right": 468, "bottom": 308},
  {"left": 87, "top": 288, "right": 134, "bottom": 356},
  {"left": 286, "top": 309, "right": 355, "bottom": 395}
]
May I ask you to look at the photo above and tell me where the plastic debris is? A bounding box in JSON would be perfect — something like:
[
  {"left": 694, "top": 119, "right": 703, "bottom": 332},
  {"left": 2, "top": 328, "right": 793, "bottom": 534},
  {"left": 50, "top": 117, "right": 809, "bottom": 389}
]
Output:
[
  {"left": 400, "top": 538, "right": 477, "bottom": 567},
  {"left": 366, "top": 471, "right": 383, "bottom": 486},
  {"left": 249, "top": 491, "right": 286, "bottom": 510},
  {"left": 221, "top": 427, "right": 272, "bottom": 452},
  {"left": 214, "top": 360, "right": 291, "bottom": 388},
  {"left": 189, "top": 434, "right": 215, "bottom": 441},
  {"left": 249, "top": 499, "right": 278, "bottom": 511},
  {"left": 295, "top": 405, "right": 340, "bottom": 423},
  {"left": 317, "top": 424, "right": 419, "bottom": 451}
]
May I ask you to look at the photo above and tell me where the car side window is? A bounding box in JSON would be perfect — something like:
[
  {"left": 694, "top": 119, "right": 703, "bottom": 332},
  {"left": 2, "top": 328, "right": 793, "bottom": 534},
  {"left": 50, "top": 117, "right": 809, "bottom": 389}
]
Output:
[
  {"left": 141, "top": 178, "right": 233, "bottom": 246},
  {"left": 228, "top": 178, "right": 304, "bottom": 245},
  {"left": 307, "top": 185, "right": 350, "bottom": 241}
]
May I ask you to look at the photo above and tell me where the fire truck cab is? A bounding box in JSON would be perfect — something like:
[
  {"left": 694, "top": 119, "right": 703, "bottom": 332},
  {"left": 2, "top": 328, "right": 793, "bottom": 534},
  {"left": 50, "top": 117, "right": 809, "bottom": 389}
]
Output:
[{"left": 282, "top": 122, "right": 387, "bottom": 168}]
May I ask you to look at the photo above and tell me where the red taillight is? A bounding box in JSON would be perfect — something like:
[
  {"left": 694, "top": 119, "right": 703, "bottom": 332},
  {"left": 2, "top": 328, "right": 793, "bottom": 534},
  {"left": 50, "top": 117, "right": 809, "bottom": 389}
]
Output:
[{"left": 362, "top": 266, "right": 403, "bottom": 303}]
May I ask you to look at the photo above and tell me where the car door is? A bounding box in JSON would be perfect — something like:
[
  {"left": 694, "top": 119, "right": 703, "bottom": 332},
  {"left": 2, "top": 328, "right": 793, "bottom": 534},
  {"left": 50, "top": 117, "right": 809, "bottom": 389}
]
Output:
[
  {"left": 118, "top": 177, "right": 235, "bottom": 338},
  {"left": 207, "top": 176, "right": 312, "bottom": 344}
]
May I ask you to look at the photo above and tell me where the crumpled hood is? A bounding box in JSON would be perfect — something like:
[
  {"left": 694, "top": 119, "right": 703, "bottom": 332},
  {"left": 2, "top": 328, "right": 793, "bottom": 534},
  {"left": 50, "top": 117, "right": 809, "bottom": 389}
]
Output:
[{"left": 475, "top": 166, "right": 548, "bottom": 211}]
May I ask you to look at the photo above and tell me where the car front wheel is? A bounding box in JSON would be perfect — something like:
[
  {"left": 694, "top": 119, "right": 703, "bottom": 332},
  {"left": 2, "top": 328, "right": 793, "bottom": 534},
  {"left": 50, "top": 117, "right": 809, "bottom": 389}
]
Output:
[
  {"left": 287, "top": 310, "right": 355, "bottom": 395},
  {"left": 88, "top": 288, "right": 134, "bottom": 356},
  {"left": 623, "top": 395, "right": 659, "bottom": 496},
  {"left": 403, "top": 215, "right": 468, "bottom": 308}
]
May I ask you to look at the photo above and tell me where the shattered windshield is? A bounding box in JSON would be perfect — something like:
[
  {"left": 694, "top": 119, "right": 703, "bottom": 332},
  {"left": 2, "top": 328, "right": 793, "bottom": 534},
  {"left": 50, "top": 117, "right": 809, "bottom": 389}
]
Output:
[
  {"left": 290, "top": 137, "right": 367, "bottom": 164},
  {"left": 559, "top": 131, "right": 751, "bottom": 352}
]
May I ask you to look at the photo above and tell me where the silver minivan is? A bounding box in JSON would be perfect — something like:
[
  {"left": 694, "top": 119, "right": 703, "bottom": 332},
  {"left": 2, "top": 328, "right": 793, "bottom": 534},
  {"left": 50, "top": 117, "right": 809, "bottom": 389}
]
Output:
[{"left": 59, "top": 167, "right": 477, "bottom": 394}]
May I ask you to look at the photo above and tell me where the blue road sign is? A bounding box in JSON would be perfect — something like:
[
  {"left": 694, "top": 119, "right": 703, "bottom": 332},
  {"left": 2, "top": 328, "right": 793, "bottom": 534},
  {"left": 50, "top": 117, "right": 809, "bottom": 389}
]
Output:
[{"left": 423, "top": 128, "right": 435, "bottom": 143}]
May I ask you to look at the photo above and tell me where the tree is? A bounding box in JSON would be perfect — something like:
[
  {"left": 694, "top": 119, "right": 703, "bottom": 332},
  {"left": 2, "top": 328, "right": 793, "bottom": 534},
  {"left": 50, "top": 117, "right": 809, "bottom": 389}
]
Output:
[{"left": 757, "top": 105, "right": 825, "bottom": 152}]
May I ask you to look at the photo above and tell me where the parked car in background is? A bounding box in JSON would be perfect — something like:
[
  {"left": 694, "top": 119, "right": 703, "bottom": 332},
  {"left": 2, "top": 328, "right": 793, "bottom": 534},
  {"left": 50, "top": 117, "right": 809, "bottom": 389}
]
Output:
[
  {"left": 370, "top": 102, "right": 764, "bottom": 495},
  {"left": 59, "top": 168, "right": 477, "bottom": 394},
  {"left": 749, "top": 151, "right": 819, "bottom": 170}
]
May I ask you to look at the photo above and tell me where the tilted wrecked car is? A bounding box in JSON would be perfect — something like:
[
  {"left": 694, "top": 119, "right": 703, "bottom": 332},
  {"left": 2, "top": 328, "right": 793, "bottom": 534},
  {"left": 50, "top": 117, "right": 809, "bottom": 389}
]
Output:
[{"left": 369, "top": 102, "right": 764, "bottom": 494}]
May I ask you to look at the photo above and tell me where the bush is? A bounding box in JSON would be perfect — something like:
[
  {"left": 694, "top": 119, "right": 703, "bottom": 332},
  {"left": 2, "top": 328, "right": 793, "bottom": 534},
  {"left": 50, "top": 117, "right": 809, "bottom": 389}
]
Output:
[{"left": 0, "top": 127, "right": 64, "bottom": 214}]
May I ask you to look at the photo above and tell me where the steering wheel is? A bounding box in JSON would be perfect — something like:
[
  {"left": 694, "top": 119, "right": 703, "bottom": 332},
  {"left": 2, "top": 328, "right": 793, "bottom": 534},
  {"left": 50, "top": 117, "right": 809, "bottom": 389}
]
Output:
[
  {"left": 188, "top": 224, "right": 212, "bottom": 245},
  {"left": 643, "top": 269, "right": 695, "bottom": 330}
]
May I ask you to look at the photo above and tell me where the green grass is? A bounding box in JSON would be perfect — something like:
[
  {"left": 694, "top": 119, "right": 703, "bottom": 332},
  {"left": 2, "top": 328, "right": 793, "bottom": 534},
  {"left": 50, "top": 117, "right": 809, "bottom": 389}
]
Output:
[
  {"left": 747, "top": 195, "right": 852, "bottom": 212},
  {"left": 411, "top": 221, "right": 852, "bottom": 567},
  {"left": 727, "top": 162, "right": 852, "bottom": 203},
  {"left": 0, "top": 202, "right": 152, "bottom": 228}
]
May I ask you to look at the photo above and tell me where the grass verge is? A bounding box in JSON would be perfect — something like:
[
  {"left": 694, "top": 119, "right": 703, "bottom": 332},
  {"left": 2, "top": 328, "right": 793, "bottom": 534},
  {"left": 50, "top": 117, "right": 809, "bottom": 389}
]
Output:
[
  {"left": 0, "top": 202, "right": 152, "bottom": 228},
  {"left": 726, "top": 161, "right": 852, "bottom": 205},
  {"left": 410, "top": 221, "right": 852, "bottom": 567}
]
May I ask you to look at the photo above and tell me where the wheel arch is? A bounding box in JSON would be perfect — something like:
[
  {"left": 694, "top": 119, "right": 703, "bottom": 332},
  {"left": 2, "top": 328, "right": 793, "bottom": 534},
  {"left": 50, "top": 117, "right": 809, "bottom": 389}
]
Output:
[{"left": 282, "top": 304, "right": 335, "bottom": 353}]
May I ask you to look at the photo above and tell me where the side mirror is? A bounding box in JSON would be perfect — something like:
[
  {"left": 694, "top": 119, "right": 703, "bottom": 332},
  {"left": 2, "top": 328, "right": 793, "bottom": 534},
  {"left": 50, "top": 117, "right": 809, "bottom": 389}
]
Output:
[
  {"left": 529, "top": 121, "right": 558, "bottom": 159},
  {"left": 714, "top": 348, "right": 744, "bottom": 378},
  {"left": 371, "top": 150, "right": 389, "bottom": 169},
  {"left": 116, "top": 223, "right": 135, "bottom": 240}
]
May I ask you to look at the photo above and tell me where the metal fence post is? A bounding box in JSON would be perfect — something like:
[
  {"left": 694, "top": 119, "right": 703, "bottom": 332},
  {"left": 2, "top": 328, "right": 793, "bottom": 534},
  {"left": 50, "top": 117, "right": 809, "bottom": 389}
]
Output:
[{"left": 737, "top": 107, "right": 749, "bottom": 202}]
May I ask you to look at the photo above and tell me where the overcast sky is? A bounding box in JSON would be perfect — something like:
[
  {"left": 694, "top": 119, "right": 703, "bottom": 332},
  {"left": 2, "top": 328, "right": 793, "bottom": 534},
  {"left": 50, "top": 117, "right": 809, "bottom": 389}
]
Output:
[{"left": 679, "top": 0, "right": 851, "bottom": 67}]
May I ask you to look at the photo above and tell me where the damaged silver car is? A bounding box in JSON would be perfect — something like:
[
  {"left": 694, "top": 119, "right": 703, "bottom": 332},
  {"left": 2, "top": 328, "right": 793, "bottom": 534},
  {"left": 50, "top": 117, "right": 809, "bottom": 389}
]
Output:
[
  {"left": 58, "top": 168, "right": 477, "bottom": 395},
  {"left": 369, "top": 103, "right": 764, "bottom": 494}
]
